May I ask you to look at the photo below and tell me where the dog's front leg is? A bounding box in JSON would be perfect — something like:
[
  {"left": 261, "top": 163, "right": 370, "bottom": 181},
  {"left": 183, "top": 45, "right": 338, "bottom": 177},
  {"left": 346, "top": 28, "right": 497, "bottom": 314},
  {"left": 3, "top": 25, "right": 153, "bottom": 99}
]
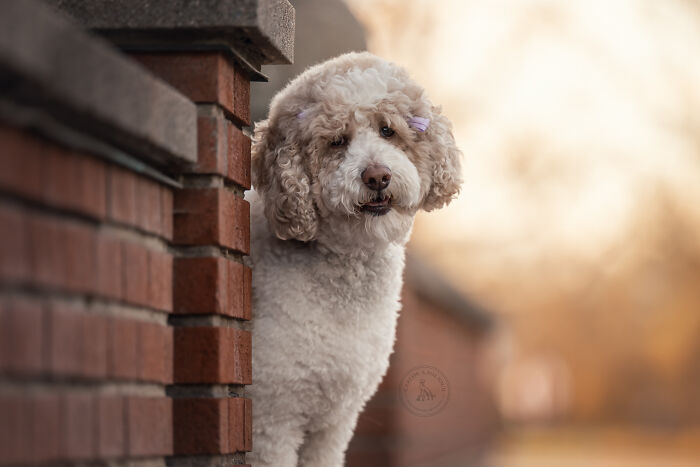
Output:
[{"left": 296, "top": 412, "right": 360, "bottom": 467}]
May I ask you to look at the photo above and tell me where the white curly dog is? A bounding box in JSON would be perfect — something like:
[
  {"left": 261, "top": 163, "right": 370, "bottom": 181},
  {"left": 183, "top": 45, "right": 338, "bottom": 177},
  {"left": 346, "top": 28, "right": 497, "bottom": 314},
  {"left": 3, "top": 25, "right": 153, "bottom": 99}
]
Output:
[{"left": 246, "top": 52, "right": 462, "bottom": 466}]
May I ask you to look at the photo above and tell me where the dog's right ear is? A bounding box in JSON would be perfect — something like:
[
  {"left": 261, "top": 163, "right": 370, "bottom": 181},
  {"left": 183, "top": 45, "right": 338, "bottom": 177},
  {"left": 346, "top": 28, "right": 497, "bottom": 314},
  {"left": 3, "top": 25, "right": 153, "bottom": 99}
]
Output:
[{"left": 251, "top": 118, "right": 318, "bottom": 241}]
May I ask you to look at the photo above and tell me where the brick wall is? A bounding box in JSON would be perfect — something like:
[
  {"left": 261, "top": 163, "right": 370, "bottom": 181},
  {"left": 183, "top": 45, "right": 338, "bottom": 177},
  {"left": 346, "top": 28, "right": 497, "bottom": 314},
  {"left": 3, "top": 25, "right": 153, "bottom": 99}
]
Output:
[{"left": 0, "top": 0, "right": 294, "bottom": 465}]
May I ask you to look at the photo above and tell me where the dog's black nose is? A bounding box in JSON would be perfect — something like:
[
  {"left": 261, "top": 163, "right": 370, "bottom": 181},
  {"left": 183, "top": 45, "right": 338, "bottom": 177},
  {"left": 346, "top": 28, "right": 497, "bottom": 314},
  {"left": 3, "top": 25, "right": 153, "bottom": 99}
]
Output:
[{"left": 362, "top": 165, "right": 392, "bottom": 191}]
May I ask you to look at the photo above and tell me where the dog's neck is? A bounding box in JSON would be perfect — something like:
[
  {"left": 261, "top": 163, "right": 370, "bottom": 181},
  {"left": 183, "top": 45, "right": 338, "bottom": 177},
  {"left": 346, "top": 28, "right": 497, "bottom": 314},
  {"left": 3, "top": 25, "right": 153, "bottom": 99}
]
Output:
[{"left": 313, "top": 220, "right": 414, "bottom": 259}]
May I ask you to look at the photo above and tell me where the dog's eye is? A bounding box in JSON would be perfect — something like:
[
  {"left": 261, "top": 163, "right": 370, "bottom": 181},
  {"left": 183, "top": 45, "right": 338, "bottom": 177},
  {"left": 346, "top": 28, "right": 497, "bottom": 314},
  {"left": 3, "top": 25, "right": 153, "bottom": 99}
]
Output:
[
  {"left": 380, "top": 126, "right": 395, "bottom": 138},
  {"left": 330, "top": 136, "right": 347, "bottom": 147}
]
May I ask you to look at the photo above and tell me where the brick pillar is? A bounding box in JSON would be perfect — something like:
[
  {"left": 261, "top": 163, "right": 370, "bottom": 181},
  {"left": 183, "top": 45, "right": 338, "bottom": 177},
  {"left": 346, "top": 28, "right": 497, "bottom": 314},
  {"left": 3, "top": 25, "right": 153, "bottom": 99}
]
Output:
[
  {"left": 132, "top": 51, "right": 254, "bottom": 465},
  {"left": 0, "top": 0, "right": 294, "bottom": 466}
]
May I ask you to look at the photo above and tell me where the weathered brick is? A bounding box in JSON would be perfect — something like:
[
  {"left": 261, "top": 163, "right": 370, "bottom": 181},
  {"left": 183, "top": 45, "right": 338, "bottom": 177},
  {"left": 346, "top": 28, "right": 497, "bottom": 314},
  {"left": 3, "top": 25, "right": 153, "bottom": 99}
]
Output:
[
  {"left": 174, "top": 188, "right": 249, "bottom": 254},
  {"left": 43, "top": 146, "right": 83, "bottom": 214},
  {"left": 0, "top": 125, "right": 44, "bottom": 201},
  {"left": 132, "top": 52, "right": 235, "bottom": 118},
  {"left": 28, "top": 215, "right": 66, "bottom": 289},
  {"left": 108, "top": 166, "right": 138, "bottom": 226},
  {"left": 196, "top": 111, "right": 228, "bottom": 176},
  {"left": 48, "top": 303, "right": 85, "bottom": 377},
  {"left": 139, "top": 322, "right": 173, "bottom": 383},
  {"left": 27, "top": 216, "right": 97, "bottom": 293},
  {"left": 0, "top": 204, "right": 29, "bottom": 283},
  {"left": 148, "top": 250, "right": 173, "bottom": 312},
  {"left": 233, "top": 65, "right": 251, "bottom": 127},
  {"left": 126, "top": 397, "right": 173, "bottom": 457},
  {"left": 229, "top": 397, "right": 252, "bottom": 452},
  {"left": 123, "top": 242, "right": 149, "bottom": 306},
  {"left": 228, "top": 124, "right": 251, "bottom": 189},
  {"left": 82, "top": 313, "right": 109, "bottom": 378},
  {"left": 97, "top": 396, "right": 125, "bottom": 458},
  {"left": 173, "top": 257, "right": 226, "bottom": 316},
  {"left": 32, "top": 395, "right": 62, "bottom": 463},
  {"left": 231, "top": 328, "right": 252, "bottom": 385},
  {"left": 63, "top": 222, "right": 97, "bottom": 293},
  {"left": 173, "top": 398, "right": 229, "bottom": 455},
  {"left": 136, "top": 177, "right": 162, "bottom": 235},
  {"left": 78, "top": 154, "right": 108, "bottom": 218},
  {"left": 174, "top": 327, "right": 251, "bottom": 384},
  {"left": 228, "top": 260, "right": 252, "bottom": 320},
  {"left": 97, "top": 235, "right": 124, "bottom": 299},
  {"left": 0, "top": 395, "right": 32, "bottom": 465},
  {"left": 161, "top": 185, "right": 174, "bottom": 240},
  {"left": 62, "top": 392, "right": 96, "bottom": 460},
  {"left": 0, "top": 298, "right": 45, "bottom": 375},
  {"left": 110, "top": 317, "right": 140, "bottom": 380}
]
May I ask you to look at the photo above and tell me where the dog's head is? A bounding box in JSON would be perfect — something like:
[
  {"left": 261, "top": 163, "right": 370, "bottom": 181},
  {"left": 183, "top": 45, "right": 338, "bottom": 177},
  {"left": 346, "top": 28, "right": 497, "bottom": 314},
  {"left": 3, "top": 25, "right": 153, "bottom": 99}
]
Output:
[{"left": 252, "top": 52, "right": 462, "bottom": 251}]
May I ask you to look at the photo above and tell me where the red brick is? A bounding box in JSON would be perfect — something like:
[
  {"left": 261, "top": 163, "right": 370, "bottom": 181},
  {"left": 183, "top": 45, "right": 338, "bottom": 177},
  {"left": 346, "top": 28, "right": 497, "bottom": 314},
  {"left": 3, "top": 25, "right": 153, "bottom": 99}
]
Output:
[
  {"left": 174, "top": 327, "right": 250, "bottom": 384},
  {"left": 82, "top": 313, "right": 109, "bottom": 378},
  {"left": 173, "top": 257, "right": 227, "bottom": 316},
  {"left": 173, "top": 398, "right": 229, "bottom": 455},
  {"left": 126, "top": 397, "right": 173, "bottom": 457},
  {"left": 224, "top": 193, "right": 250, "bottom": 254},
  {"left": 78, "top": 155, "right": 108, "bottom": 218},
  {"left": 28, "top": 215, "right": 66, "bottom": 289},
  {"left": 229, "top": 397, "right": 252, "bottom": 452},
  {"left": 231, "top": 328, "right": 252, "bottom": 385},
  {"left": 233, "top": 65, "right": 251, "bottom": 127},
  {"left": 97, "top": 235, "right": 124, "bottom": 299},
  {"left": 48, "top": 303, "right": 85, "bottom": 377},
  {"left": 108, "top": 166, "right": 137, "bottom": 225},
  {"left": 62, "top": 392, "right": 96, "bottom": 460},
  {"left": 136, "top": 177, "right": 162, "bottom": 235},
  {"left": 27, "top": 217, "right": 97, "bottom": 293},
  {"left": 63, "top": 222, "right": 97, "bottom": 293},
  {"left": 97, "top": 396, "right": 125, "bottom": 458},
  {"left": 0, "top": 298, "right": 45, "bottom": 375},
  {"left": 0, "top": 204, "right": 29, "bottom": 283},
  {"left": 32, "top": 395, "right": 62, "bottom": 463},
  {"left": 228, "top": 124, "right": 251, "bottom": 189},
  {"left": 110, "top": 317, "right": 140, "bottom": 380},
  {"left": 174, "top": 188, "right": 249, "bottom": 254},
  {"left": 123, "top": 242, "right": 149, "bottom": 306},
  {"left": 132, "top": 52, "right": 235, "bottom": 117},
  {"left": 139, "top": 322, "right": 173, "bottom": 383},
  {"left": 0, "top": 395, "right": 32, "bottom": 465},
  {"left": 196, "top": 112, "right": 228, "bottom": 175},
  {"left": 0, "top": 125, "right": 44, "bottom": 201},
  {"left": 43, "top": 146, "right": 83, "bottom": 212},
  {"left": 161, "top": 185, "right": 174, "bottom": 240},
  {"left": 148, "top": 250, "right": 173, "bottom": 312},
  {"left": 42, "top": 147, "right": 108, "bottom": 219},
  {"left": 228, "top": 260, "right": 252, "bottom": 320}
]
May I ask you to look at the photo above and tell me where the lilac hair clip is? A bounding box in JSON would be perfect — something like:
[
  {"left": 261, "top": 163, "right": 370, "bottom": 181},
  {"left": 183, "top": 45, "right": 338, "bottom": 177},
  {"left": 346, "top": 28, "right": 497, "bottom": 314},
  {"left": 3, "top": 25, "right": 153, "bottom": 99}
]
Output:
[
  {"left": 297, "top": 109, "right": 309, "bottom": 119},
  {"left": 408, "top": 116, "right": 430, "bottom": 132}
]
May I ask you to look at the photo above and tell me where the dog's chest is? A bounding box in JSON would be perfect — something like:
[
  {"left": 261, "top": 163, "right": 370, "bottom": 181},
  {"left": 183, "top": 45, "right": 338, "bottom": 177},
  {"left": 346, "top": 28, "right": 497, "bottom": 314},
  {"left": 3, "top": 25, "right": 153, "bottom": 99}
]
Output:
[{"left": 251, "top": 240, "right": 405, "bottom": 403}]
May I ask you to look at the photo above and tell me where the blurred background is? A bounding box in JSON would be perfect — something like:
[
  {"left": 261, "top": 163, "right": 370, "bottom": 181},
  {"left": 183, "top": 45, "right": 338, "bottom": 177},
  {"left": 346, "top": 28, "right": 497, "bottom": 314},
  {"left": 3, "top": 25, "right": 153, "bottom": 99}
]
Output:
[{"left": 253, "top": 0, "right": 700, "bottom": 465}]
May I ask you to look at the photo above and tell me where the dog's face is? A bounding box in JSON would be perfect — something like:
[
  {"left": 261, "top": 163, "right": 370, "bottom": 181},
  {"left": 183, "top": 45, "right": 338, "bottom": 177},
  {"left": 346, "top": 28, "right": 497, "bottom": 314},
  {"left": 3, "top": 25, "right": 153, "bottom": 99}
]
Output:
[{"left": 252, "top": 52, "right": 462, "bottom": 251}]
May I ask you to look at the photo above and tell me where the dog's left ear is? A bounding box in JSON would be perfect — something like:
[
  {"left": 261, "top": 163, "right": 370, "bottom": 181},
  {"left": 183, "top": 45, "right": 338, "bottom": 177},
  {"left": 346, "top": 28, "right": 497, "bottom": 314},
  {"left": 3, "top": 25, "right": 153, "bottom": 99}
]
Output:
[{"left": 421, "top": 108, "right": 463, "bottom": 211}]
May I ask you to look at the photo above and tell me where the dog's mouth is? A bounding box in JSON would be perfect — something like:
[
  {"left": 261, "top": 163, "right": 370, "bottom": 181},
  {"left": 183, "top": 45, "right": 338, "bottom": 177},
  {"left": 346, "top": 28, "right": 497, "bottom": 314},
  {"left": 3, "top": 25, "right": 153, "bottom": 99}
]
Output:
[{"left": 360, "top": 194, "right": 392, "bottom": 216}]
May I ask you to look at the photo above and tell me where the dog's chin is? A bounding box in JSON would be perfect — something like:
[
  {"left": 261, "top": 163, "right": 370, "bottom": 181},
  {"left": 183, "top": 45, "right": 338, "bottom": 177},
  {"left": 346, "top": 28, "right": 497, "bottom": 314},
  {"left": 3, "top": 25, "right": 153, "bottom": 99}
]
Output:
[{"left": 360, "top": 196, "right": 392, "bottom": 216}]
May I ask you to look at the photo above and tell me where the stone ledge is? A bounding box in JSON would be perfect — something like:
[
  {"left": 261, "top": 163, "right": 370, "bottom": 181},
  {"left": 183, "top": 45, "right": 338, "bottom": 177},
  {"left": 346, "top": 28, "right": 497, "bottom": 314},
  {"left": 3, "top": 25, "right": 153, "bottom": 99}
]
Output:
[
  {"left": 0, "top": 0, "right": 197, "bottom": 167},
  {"left": 48, "top": 0, "right": 295, "bottom": 78}
]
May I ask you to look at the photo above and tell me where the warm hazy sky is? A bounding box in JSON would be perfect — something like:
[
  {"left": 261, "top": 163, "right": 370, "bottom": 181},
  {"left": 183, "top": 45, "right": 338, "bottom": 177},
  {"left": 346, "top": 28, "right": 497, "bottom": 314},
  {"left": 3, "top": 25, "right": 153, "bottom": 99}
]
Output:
[{"left": 346, "top": 0, "right": 700, "bottom": 296}]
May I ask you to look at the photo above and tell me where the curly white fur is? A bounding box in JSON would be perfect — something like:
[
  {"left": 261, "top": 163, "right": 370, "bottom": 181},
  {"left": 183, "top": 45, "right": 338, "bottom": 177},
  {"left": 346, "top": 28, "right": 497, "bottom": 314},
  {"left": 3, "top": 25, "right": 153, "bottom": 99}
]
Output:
[{"left": 246, "top": 52, "right": 462, "bottom": 466}]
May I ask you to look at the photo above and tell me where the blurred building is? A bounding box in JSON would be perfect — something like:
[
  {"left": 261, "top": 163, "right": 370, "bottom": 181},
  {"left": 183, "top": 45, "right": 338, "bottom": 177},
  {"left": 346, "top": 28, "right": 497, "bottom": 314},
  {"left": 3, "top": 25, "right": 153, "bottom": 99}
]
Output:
[
  {"left": 251, "top": 0, "right": 366, "bottom": 123},
  {"left": 347, "top": 255, "right": 500, "bottom": 467}
]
